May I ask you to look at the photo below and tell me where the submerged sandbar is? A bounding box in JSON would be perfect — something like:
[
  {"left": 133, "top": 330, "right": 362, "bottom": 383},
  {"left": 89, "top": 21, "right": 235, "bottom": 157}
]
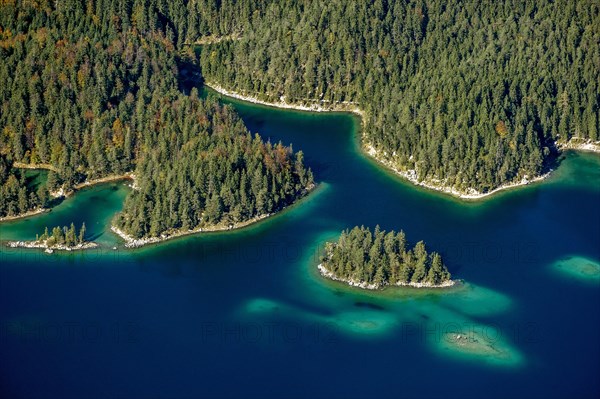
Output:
[
  {"left": 435, "top": 328, "right": 523, "bottom": 366},
  {"left": 552, "top": 255, "right": 600, "bottom": 283}
]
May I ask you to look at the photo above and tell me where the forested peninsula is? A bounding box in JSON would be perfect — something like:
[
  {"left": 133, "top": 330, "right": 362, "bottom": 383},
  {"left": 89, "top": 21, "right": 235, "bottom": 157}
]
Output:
[
  {"left": 199, "top": 0, "right": 600, "bottom": 196},
  {"left": 319, "top": 226, "right": 453, "bottom": 290},
  {"left": 0, "top": 1, "right": 313, "bottom": 242}
]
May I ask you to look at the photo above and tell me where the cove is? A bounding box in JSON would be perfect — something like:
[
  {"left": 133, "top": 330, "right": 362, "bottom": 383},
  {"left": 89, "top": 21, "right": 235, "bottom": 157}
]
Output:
[{"left": 1, "top": 90, "right": 600, "bottom": 398}]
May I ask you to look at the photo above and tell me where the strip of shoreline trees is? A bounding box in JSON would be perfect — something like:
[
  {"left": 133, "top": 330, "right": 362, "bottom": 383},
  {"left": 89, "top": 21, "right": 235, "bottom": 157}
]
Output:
[{"left": 37, "top": 223, "right": 87, "bottom": 248}]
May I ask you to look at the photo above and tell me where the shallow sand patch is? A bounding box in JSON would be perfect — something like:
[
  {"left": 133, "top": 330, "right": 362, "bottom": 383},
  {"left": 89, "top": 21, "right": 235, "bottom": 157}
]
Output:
[
  {"left": 552, "top": 255, "right": 600, "bottom": 283},
  {"left": 434, "top": 326, "right": 523, "bottom": 367}
]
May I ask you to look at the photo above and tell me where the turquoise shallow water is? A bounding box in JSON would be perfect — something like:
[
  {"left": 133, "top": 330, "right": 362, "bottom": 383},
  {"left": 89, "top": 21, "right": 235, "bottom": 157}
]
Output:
[{"left": 1, "top": 92, "right": 599, "bottom": 398}]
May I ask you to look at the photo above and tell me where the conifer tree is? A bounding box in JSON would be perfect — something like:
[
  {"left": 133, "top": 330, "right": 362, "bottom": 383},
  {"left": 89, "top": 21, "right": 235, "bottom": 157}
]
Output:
[{"left": 321, "top": 226, "right": 451, "bottom": 288}]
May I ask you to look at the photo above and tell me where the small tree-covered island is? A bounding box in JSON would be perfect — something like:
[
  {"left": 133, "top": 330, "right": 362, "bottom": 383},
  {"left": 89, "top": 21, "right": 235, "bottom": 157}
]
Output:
[
  {"left": 7, "top": 223, "right": 96, "bottom": 253},
  {"left": 319, "top": 226, "right": 454, "bottom": 290}
]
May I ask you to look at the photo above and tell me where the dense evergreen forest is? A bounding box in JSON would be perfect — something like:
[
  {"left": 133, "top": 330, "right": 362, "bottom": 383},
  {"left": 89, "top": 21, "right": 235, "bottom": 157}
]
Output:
[
  {"left": 198, "top": 0, "right": 600, "bottom": 193},
  {"left": 0, "top": 0, "right": 312, "bottom": 237},
  {"left": 2, "top": 0, "right": 597, "bottom": 228},
  {"left": 321, "top": 226, "right": 452, "bottom": 288},
  {"left": 114, "top": 95, "right": 313, "bottom": 238},
  {"left": 0, "top": 155, "right": 48, "bottom": 218}
]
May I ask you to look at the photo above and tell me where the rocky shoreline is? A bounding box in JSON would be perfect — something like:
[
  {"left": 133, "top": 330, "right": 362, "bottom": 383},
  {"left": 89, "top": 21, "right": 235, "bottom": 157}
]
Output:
[
  {"left": 73, "top": 173, "right": 136, "bottom": 190},
  {"left": 53, "top": 172, "right": 136, "bottom": 198},
  {"left": 557, "top": 138, "right": 600, "bottom": 154},
  {"left": 110, "top": 214, "right": 272, "bottom": 248},
  {"left": 0, "top": 208, "right": 48, "bottom": 222},
  {"left": 364, "top": 137, "right": 600, "bottom": 200},
  {"left": 6, "top": 240, "right": 98, "bottom": 253},
  {"left": 365, "top": 144, "right": 552, "bottom": 200},
  {"left": 111, "top": 183, "right": 316, "bottom": 248},
  {"left": 317, "top": 263, "right": 456, "bottom": 290},
  {"left": 205, "top": 82, "right": 364, "bottom": 118}
]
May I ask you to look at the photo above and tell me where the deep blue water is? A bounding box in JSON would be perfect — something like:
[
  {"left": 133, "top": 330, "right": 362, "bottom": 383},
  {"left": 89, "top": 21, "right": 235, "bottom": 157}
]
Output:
[{"left": 1, "top": 94, "right": 599, "bottom": 398}]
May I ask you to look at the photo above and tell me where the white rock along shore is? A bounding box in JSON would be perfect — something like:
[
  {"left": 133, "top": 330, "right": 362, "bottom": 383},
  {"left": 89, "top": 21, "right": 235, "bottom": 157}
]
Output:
[
  {"left": 205, "top": 82, "right": 364, "bottom": 118},
  {"left": 365, "top": 144, "right": 552, "bottom": 200},
  {"left": 317, "top": 263, "right": 456, "bottom": 290},
  {"left": 7, "top": 240, "right": 98, "bottom": 253},
  {"left": 111, "top": 183, "right": 316, "bottom": 248},
  {"left": 110, "top": 214, "right": 271, "bottom": 248},
  {"left": 0, "top": 208, "right": 48, "bottom": 222}
]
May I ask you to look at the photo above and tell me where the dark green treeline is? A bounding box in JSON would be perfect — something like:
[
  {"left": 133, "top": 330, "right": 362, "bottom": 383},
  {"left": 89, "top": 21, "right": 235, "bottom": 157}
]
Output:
[{"left": 322, "top": 226, "right": 451, "bottom": 288}]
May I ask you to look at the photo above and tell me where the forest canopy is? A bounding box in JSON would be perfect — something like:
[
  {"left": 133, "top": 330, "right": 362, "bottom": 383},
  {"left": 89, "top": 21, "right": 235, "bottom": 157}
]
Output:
[
  {"left": 113, "top": 95, "right": 313, "bottom": 238},
  {"left": 320, "top": 226, "right": 452, "bottom": 289},
  {"left": 0, "top": 155, "right": 48, "bottom": 218},
  {"left": 1, "top": 0, "right": 598, "bottom": 231},
  {"left": 198, "top": 0, "right": 600, "bottom": 193},
  {"left": 0, "top": 0, "right": 312, "bottom": 236}
]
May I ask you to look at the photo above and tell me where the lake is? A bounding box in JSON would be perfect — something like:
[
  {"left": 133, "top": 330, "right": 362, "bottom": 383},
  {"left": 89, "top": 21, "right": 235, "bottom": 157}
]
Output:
[{"left": 1, "top": 89, "right": 599, "bottom": 398}]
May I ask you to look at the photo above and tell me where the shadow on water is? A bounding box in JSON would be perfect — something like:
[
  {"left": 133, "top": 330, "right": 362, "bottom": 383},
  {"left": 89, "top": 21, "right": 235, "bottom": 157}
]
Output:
[{"left": 354, "top": 301, "right": 386, "bottom": 311}]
